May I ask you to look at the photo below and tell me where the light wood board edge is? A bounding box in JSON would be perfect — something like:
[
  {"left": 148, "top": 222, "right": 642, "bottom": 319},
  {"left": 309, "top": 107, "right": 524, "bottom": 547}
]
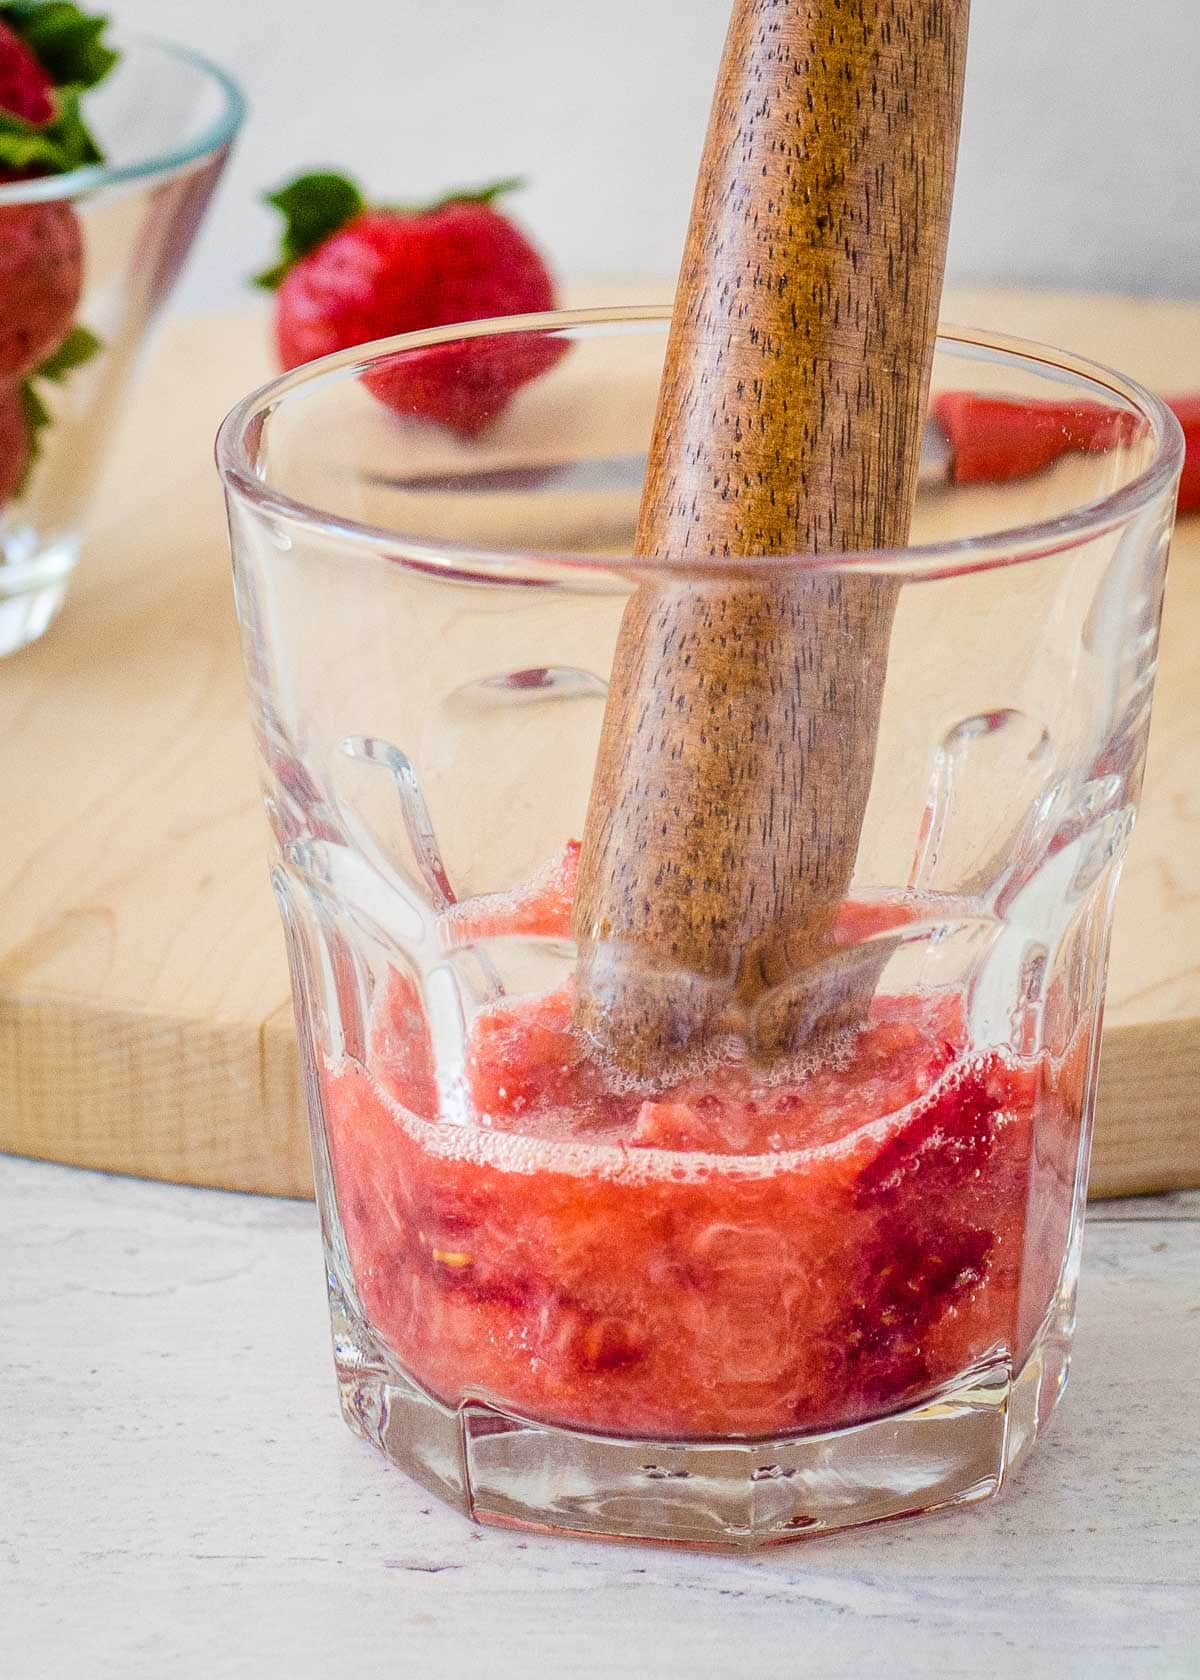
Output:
[
  {"left": 2, "top": 995, "right": 1193, "bottom": 1201},
  {"left": 0, "top": 994, "right": 309, "bottom": 1198},
  {"left": 1093, "top": 1017, "right": 1200, "bottom": 1198}
]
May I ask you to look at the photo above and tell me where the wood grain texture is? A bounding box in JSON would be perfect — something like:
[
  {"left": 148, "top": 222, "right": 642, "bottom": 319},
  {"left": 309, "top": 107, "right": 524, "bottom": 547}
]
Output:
[
  {"left": 573, "top": 0, "right": 969, "bottom": 1071},
  {"left": 0, "top": 289, "right": 1197, "bottom": 1200},
  {"left": 4, "top": 1155, "right": 1197, "bottom": 1680}
]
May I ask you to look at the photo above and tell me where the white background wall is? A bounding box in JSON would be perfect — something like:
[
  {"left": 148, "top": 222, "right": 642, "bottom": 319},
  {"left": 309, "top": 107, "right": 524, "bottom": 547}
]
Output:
[{"left": 124, "top": 0, "right": 1199, "bottom": 311}]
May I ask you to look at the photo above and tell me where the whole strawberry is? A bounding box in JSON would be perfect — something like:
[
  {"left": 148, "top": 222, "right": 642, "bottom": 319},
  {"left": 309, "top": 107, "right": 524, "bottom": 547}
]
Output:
[
  {"left": 258, "top": 173, "right": 564, "bottom": 435},
  {"left": 0, "top": 197, "right": 82, "bottom": 377}
]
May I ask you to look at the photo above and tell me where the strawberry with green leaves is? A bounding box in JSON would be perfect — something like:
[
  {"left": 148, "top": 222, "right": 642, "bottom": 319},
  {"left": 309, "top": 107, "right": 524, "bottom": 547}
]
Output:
[
  {"left": 257, "top": 173, "right": 565, "bottom": 435},
  {"left": 0, "top": 322, "right": 100, "bottom": 499},
  {"left": 0, "top": 0, "right": 116, "bottom": 175},
  {"left": 0, "top": 2, "right": 114, "bottom": 504}
]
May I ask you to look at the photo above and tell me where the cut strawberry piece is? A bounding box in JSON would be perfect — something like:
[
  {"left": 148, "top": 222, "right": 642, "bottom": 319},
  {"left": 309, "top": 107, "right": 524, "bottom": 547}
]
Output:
[
  {"left": 1166, "top": 394, "right": 1200, "bottom": 515},
  {"left": 933, "top": 391, "right": 1140, "bottom": 487},
  {"left": 935, "top": 389, "right": 1197, "bottom": 516},
  {"left": 632, "top": 1096, "right": 726, "bottom": 1153}
]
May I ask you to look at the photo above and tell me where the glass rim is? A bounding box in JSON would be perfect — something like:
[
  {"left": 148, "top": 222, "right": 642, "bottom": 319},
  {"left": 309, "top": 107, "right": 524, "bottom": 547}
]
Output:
[
  {"left": 215, "top": 306, "right": 1186, "bottom": 583},
  {"left": 0, "top": 33, "right": 245, "bottom": 206}
]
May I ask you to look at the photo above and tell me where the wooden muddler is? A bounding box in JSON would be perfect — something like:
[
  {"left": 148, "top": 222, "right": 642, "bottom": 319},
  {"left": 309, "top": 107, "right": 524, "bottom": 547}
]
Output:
[{"left": 573, "top": 0, "right": 969, "bottom": 1076}]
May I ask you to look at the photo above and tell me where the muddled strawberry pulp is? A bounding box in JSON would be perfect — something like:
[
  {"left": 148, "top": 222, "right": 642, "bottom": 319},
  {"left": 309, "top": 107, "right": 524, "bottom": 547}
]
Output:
[{"left": 322, "top": 845, "right": 1083, "bottom": 1439}]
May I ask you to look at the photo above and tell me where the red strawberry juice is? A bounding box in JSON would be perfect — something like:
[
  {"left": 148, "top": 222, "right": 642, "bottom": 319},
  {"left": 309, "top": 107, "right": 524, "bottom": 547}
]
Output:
[{"left": 321, "top": 847, "right": 1083, "bottom": 1441}]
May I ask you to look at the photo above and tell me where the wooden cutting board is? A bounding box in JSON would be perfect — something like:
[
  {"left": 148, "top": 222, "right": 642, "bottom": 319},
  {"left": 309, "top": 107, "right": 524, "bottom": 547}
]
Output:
[{"left": 2, "top": 288, "right": 1198, "bottom": 1200}]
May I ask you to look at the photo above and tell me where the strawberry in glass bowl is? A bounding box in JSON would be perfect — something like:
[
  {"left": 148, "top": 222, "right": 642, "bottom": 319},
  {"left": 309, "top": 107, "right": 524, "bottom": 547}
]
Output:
[{"left": 0, "top": 5, "right": 243, "bottom": 654}]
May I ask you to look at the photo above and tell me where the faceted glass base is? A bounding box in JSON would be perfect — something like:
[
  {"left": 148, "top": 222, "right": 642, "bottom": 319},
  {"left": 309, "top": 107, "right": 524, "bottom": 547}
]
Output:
[{"left": 329, "top": 1275, "right": 1072, "bottom": 1550}]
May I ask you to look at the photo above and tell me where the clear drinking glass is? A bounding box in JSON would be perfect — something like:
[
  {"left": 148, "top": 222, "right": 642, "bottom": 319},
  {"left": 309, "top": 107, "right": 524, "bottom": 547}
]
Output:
[
  {"left": 0, "top": 36, "right": 244, "bottom": 656},
  {"left": 218, "top": 309, "right": 1181, "bottom": 1547}
]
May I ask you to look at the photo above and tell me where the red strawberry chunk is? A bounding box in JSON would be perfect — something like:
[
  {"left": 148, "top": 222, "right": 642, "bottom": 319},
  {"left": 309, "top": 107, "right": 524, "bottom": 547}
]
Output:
[
  {"left": 851, "top": 1054, "right": 1010, "bottom": 1207},
  {"left": 466, "top": 985, "right": 630, "bottom": 1131},
  {"left": 839, "top": 1222, "right": 994, "bottom": 1402},
  {"left": 447, "top": 840, "right": 579, "bottom": 942}
]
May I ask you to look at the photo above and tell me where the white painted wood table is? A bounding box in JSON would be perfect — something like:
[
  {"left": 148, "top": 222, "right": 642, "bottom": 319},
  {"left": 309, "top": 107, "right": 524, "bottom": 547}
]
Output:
[
  {"left": 3, "top": 1154, "right": 1197, "bottom": 1680},
  {"left": 2, "top": 1155, "right": 1196, "bottom": 1680}
]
